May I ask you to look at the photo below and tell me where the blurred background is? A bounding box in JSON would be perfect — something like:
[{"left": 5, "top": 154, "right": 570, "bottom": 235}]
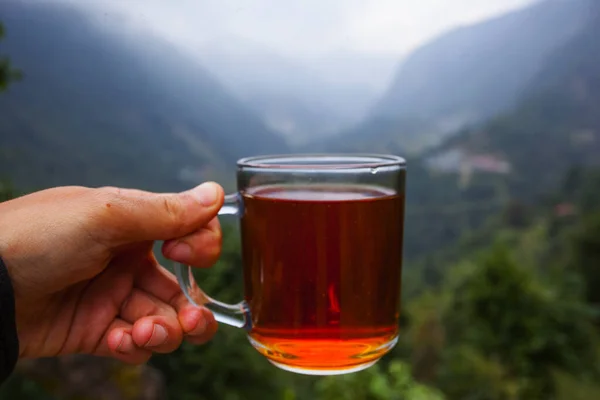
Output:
[{"left": 1, "top": 0, "right": 600, "bottom": 398}]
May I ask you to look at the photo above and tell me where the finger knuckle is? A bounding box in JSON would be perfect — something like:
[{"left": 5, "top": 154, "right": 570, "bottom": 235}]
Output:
[
  {"left": 93, "top": 186, "right": 126, "bottom": 217},
  {"left": 168, "top": 292, "right": 187, "bottom": 310},
  {"left": 97, "top": 186, "right": 123, "bottom": 203},
  {"left": 85, "top": 187, "right": 125, "bottom": 242},
  {"left": 162, "top": 195, "right": 186, "bottom": 229}
]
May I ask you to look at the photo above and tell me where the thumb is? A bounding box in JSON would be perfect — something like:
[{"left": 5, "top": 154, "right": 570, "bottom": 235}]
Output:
[{"left": 98, "top": 182, "right": 224, "bottom": 243}]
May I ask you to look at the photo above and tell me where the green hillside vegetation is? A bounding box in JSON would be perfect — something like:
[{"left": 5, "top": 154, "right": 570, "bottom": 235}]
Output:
[{"left": 405, "top": 168, "right": 600, "bottom": 400}]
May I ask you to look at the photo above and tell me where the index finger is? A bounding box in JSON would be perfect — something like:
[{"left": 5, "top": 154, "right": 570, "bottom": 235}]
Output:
[{"left": 162, "top": 217, "right": 222, "bottom": 268}]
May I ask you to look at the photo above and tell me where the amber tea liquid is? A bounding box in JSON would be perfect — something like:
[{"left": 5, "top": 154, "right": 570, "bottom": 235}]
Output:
[{"left": 241, "top": 184, "right": 404, "bottom": 373}]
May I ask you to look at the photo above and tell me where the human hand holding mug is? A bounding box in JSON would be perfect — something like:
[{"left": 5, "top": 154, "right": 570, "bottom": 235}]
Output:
[
  {"left": 0, "top": 183, "right": 223, "bottom": 364},
  {"left": 176, "top": 154, "right": 406, "bottom": 375}
]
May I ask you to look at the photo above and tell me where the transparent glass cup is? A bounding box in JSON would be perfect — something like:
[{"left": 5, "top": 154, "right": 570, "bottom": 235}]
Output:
[{"left": 175, "top": 154, "right": 406, "bottom": 375}]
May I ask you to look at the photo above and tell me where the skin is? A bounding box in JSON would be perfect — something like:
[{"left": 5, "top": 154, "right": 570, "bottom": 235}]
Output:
[{"left": 0, "top": 182, "right": 224, "bottom": 364}]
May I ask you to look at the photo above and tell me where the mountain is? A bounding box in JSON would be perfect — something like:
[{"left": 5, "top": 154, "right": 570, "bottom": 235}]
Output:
[
  {"left": 436, "top": 1, "right": 600, "bottom": 199},
  {"left": 317, "top": 0, "right": 592, "bottom": 154},
  {"left": 0, "top": 1, "right": 288, "bottom": 192},
  {"left": 400, "top": 3, "right": 600, "bottom": 260},
  {"left": 198, "top": 38, "right": 396, "bottom": 146}
]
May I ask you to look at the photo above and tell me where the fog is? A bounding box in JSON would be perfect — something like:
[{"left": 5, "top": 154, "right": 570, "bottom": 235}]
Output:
[
  {"left": 47, "top": 0, "right": 540, "bottom": 142},
  {"left": 62, "top": 0, "right": 537, "bottom": 81}
]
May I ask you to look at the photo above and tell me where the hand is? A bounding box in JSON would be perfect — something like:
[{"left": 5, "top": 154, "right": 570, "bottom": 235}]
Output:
[{"left": 0, "top": 183, "right": 224, "bottom": 364}]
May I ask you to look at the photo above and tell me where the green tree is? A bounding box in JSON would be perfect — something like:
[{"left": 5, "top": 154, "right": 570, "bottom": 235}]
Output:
[
  {"left": 0, "top": 22, "right": 21, "bottom": 91},
  {"left": 437, "top": 245, "right": 599, "bottom": 399},
  {"left": 569, "top": 211, "right": 600, "bottom": 316}
]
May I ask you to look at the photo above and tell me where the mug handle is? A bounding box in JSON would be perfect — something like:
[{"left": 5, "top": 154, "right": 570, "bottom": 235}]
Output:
[{"left": 174, "top": 193, "right": 251, "bottom": 330}]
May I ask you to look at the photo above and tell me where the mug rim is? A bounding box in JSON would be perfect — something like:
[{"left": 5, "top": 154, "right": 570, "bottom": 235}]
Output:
[{"left": 237, "top": 153, "right": 406, "bottom": 170}]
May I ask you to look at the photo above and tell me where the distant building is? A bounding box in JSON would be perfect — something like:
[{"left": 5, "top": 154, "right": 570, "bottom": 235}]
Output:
[
  {"left": 554, "top": 203, "right": 577, "bottom": 217},
  {"left": 426, "top": 148, "right": 512, "bottom": 188},
  {"left": 571, "top": 129, "right": 596, "bottom": 146},
  {"left": 426, "top": 148, "right": 511, "bottom": 174},
  {"left": 466, "top": 154, "right": 512, "bottom": 174}
]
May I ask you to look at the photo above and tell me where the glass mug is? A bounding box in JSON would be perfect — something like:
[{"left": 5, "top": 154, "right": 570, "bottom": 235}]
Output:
[{"left": 175, "top": 154, "right": 406, "bottom": 375}]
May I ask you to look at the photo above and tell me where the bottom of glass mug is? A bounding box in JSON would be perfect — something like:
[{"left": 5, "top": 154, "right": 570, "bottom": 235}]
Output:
[
  {"left": 247, "top": 332, "right": 399, "bottom": 375},
  {"left": 267, "top": 359, "right": 379, "bottom": 376}
]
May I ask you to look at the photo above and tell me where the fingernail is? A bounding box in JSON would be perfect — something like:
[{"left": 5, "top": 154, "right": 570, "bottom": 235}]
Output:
[
  {"left": 145, "top": 325, "right": 168, "bottom": 348},
  {"left": 167, "top": 241, "right": 192, "bottom": 261},
  {"left": 191, "top": 183, "right": 218, "bottom": 206},
  {"left": 117, "top": 332, "right": 134, "bottom": 354}
]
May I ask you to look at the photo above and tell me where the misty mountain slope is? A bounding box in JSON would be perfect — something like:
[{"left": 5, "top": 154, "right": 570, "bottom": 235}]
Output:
[
  {"left": 434, "top": 5, "right": 600, "bottom": 199},
  {"left": 199, "top": 38, "right": 395, "bottom": 145},
  {"left": 0, "top": 1, "right": 288, "bottom": 191},
  {"left": 396, "top": 6, "right": 600, "bottom": 260},
  {"left": 376, "top": 0, "right": 590, "bottom": 120},
  {"left": 317, "top": 0, "right": 592, "bottom": 155}
]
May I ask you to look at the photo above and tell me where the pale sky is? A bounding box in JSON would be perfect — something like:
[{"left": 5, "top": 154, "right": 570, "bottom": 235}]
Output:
[{"left": 71, "top": 0, "right": 540, "bottom": 58}]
